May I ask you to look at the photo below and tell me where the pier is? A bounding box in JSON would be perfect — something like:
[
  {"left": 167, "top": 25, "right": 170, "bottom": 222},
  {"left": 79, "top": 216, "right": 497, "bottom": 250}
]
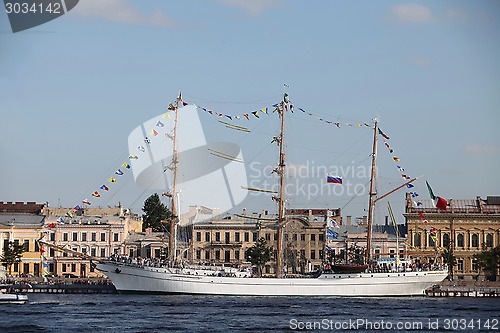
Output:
[
  {"left": 1, "top": 278, "right": 117, "bottom": 294},
  {"left": 426, "top": 280, "right": 500, "bottom": 297}
]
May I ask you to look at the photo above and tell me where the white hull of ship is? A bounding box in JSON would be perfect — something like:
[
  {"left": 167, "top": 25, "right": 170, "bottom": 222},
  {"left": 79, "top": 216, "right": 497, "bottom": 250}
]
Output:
[
  {"left": 0, "top": 292, "right": 28, "bottom": 304},
  {"left": 97, "top": 262, "right": 447, "bottom": 297}
]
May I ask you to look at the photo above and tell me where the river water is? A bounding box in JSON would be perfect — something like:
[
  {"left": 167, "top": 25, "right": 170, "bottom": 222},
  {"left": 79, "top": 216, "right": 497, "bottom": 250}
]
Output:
[{"left": 1, "top": 294, "right": 499, "bottom": 332}]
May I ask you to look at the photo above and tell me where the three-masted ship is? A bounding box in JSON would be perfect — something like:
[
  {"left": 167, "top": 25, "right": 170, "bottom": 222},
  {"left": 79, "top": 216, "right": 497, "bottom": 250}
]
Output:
[{"left": 96, "top": 92, "right": 447, "bottom": 296}]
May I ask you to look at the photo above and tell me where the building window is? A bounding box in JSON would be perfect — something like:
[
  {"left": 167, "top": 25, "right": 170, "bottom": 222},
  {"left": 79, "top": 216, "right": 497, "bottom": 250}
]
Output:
[
  {"left": 471, "top": 234, "right": 479, "bottom": 248},
  {"left": 310, "top": 250, "right": 316, "bottom": 260},
  {"left": 154, "top": 248, "right": 160, "bottom": 258},
  {"left": 472, "top": 259, "right": 479, "bottom": 272},
  {"left": 244, "top": 232, "right": 249, "bottom": 242},
  {"left": 215, "top": 250, "right": 220, "bottom": 260},
  {"left": 100, "top": 248, "right": 106, "bottom": 257},
  {"left": 293, "top": 234, "right": 297, "bottom": 241},
  {"left": 205, "top": 232, "right": 210, "bottom": 242},
  {"left": 215, "top": 232, "right": 221, "bottom": 242},
  {"left": 319, "top": 250, "right": 324, "bottom": 259},
  {"left": 62, "top": 264, "right": 67, "bottom": 272},
  {"left": 252, "top": 232, "right": 258, "bottom": 242},
  {"left": 194, "top": 249, "right": 200, "bottom": 260},
  {"left": 265, "top": 233, "right": 271, "bottom": 241},
  {"left": 274, "top": 233, "right": 278, "bottom": 240},
  {"left": 23, "top": 239, "right": 29, "bottom": 252},
  {"left": 72, "top": 232, "right": 78, "bottom": 242},
  {"left": 49, "top": 248, "right": 55, "bottom": 257},
  {"left": 235, "top": 250, "right": 240, "bottom": 261},
  {"left": 34, "top": 241, "right": 39, "bottom": 252},
  {"left": 300, "top": 234, "right": 306, "bottom": 242},
  {"left": 414, "top": 233, "right": 421, "bottom": 247},
  {"left": 100, "top": 233, "right": 106, "bottom": 242},
  {"left": 91, "top": 248, "right": 96, "bottom": 257},
  {"left": 50, "top": 233, "right": 55, "bottom": 241},
  {"left": 318, "top": 233, "right": 324, "bottom": 242},
  {"left": 71, "top": 263, "right": 76, "bottom": 273},
  {"left": 284, "top": 234, "right": 289, "bottom": 241},
  {"left": 205, "top": 250, "right": 210, "bottom": 261},
  {"left": 225, "top": 250, "right": 231, "bottom": 262},
  {"left": 300, "top": 250, "right": 306, "bottom": 259},
  {"left": 310, "top": 234, "right": 316, "bottom": 242},
  {"left": 457, "top": 234, "right": 465, "bottom": 247},
  {"left": 63, "top": 233, "right": 68, "bottom": 242},
  {"left": 443, "top": 233, "right": 450, "bottom": 247},
  {"left": 225, "top": 232, "right": 230, "bottom": 244},
  {"left": 113, "top": 233, "right": 119, "bottom": 242},
  {"left": 486, "top": 234, "right": 494, "bottom": 247},
  {"left": 429, "top": 234, "right": 436, "bottom": 247},
  {"left": 81, "top": 232, "right": 87, "bottom": 242},
  {"left": 235, "top": 232, "right": 240, "bottom": 243},
  {"left": 457, "top": 259, "right": 464, "bottom": 271},
  {"left": 91, "top": 233, "right": 96, "bottom": 242},
  {"left": 196, "top": 232, "right": 201, "bottom": 242}
]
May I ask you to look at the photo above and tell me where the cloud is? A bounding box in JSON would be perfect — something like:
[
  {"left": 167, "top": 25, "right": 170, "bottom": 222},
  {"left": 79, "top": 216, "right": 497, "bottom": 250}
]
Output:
[
  {"left": 74, "top": 0, "right": 175, "bottom": 28},
  {"left": 462, "top": 144, "right": 500, "bottom": 156},
  {"left": 216, "top": 0, "right": 282, "bottom": 15},
  {"left": 388, "top": 3, "right": 433, "bottom": 23}
]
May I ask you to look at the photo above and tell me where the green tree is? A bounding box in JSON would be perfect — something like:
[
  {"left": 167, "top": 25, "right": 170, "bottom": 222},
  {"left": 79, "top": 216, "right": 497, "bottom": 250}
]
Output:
[
  {"left": 1, "top": 241, "right": 25, "bottom": 275},
  {"left": 246, "top": 237, "right": 272, "bottom": 277},
  {"left": 441, "top": 244, "right": 456, "bottom": 280},
  {"left": 142, "top": 193, "right": 172, "bottom": 232},
  {"left": 473, "top": 245, "right": 500, "bottom": 281}
]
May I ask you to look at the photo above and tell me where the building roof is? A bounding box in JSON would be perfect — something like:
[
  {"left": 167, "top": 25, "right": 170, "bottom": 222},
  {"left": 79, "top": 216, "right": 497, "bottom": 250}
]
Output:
[
  {"left": 406, "top": 196, "right": 500, "bottom": 214},
  {"left": 0, "top": 213, "right": 45, "bottom": 227},
  {"left": 45, "top": 215, "right": 126, "bottom": 226},
  {"left": 0, "top": 202, "right": 44, "bottom": 214}
]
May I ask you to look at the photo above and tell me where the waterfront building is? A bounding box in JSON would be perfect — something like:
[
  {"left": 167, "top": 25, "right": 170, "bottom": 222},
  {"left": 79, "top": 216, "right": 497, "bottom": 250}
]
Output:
[
  {"left": 42, "top": 205, "right": 142, "bottom": 278},
  {"left": 122, "top": 228, "right": 169, "bottom": 260},
  {"left": 325, "top": 215, "right": 407, "bottom": 267},
  {"left": 0, "top": 202, "right": 46, "bottom": 277},
  {"left": 187, "top": 209, "right": 341, "bottom": 275},
  {"left": 404, "top": 194, "right": 500, "bottom": 280}
]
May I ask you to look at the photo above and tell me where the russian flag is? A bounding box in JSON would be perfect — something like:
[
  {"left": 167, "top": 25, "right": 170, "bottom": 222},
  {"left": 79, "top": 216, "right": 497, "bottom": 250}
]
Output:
[{"left": 327, "top": 175, "right": 343, "bottom": 184}]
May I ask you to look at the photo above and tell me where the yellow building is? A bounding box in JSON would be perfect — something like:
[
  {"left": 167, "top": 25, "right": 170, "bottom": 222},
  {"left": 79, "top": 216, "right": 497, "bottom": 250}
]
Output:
[
  {"left": 404, "top": 195, "right": 500, "bottom": 280},
  {"left": 0, "top": 213, "right": 45, "bottom": 277}
]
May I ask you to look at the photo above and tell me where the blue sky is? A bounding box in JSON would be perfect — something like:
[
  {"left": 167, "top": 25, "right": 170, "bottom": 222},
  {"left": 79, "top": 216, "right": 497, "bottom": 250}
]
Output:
[{"left": 1, "top": 0, "right": 499, "bottom": 222}]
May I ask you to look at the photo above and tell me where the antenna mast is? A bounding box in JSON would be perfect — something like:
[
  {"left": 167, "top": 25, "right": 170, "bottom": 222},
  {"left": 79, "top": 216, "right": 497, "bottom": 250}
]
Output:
[
  {"left": 168, "top": 90, "right": 181, "bottom": 263},
  {"left": 275, "top": 91, "right": 288, "bottom": 278},
  {"left": 365, "top": 118, "right": 378, "bottom": 265}
]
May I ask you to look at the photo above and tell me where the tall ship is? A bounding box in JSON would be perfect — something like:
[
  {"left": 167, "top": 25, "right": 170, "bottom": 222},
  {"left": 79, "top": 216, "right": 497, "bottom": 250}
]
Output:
[{"left": 96, "top": 92, "right": 448, "bottom": 296}]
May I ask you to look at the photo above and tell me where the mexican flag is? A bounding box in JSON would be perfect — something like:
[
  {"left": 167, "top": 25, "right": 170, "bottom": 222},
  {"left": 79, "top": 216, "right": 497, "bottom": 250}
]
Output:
[{"left": 426, "top": 181, "right": 448, "bottom": 210}]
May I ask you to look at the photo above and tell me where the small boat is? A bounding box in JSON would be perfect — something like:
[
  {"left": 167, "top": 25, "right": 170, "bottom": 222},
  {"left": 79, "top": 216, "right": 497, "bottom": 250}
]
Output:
[{"left": 0, "top": 291, "right": 28, "bottom": 304}]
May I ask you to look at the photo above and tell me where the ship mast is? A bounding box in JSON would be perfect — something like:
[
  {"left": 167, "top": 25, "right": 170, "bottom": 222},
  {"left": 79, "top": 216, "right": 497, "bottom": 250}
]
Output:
[
  {"left": 365, "top": 117, "right": 378, "bottom": 265},
  {"left": 168, "top": 91, "right": 181, "bottom": 263},
  {"left": 275, "top": 92, "right": 287, "bottom": 278}
]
